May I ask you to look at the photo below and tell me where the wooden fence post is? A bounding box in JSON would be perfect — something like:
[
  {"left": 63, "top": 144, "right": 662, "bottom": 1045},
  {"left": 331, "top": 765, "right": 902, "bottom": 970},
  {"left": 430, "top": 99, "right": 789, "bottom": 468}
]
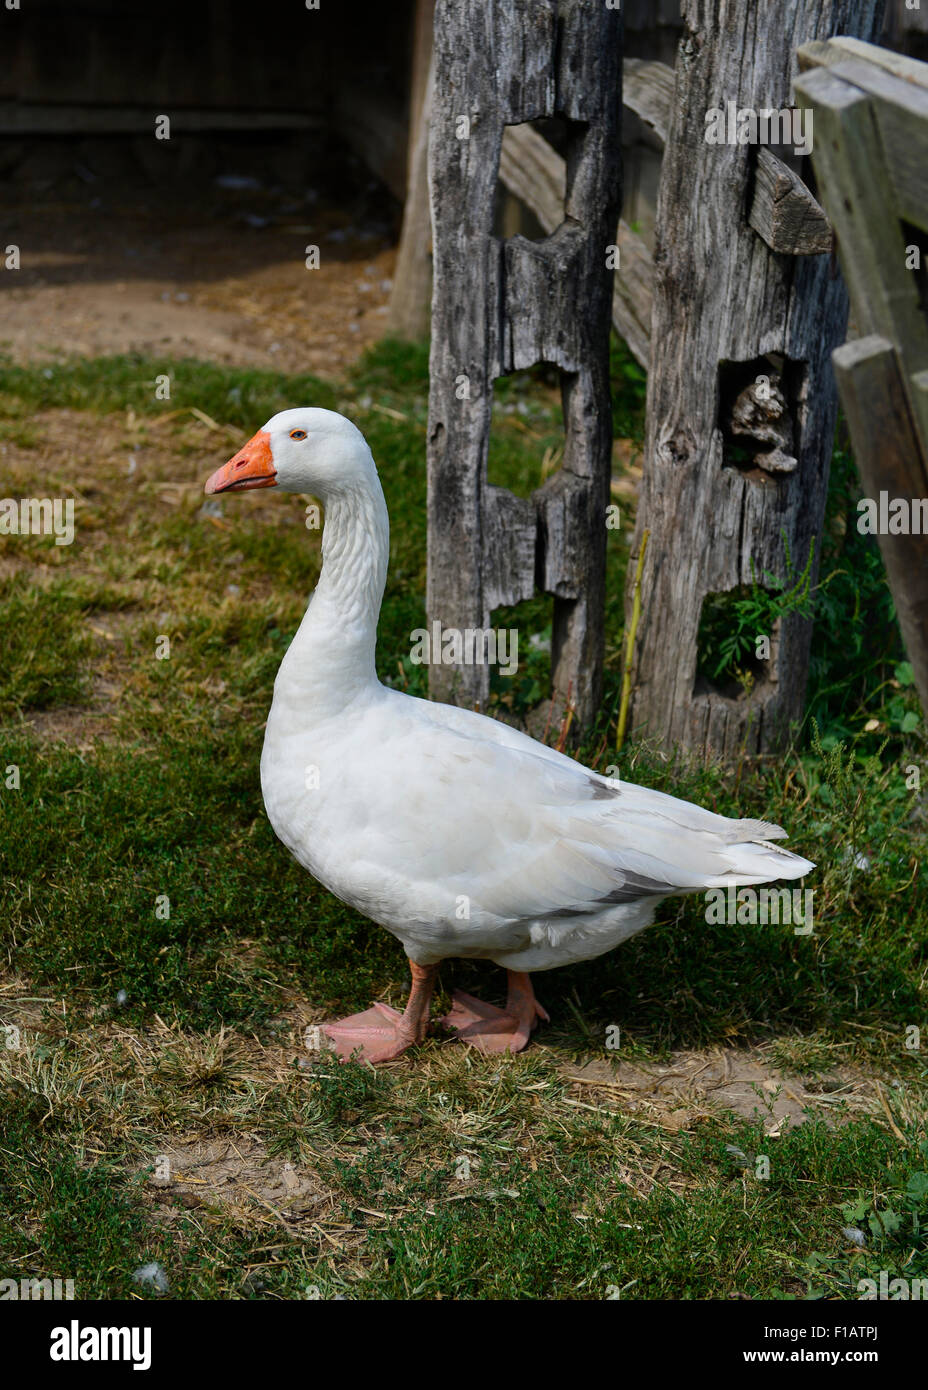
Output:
[
  {"left": 625, "top": 0, "right": 884, "bottom": 761},
  {"left": 426, "top": 0, "right": 621, "bottom": 730}
]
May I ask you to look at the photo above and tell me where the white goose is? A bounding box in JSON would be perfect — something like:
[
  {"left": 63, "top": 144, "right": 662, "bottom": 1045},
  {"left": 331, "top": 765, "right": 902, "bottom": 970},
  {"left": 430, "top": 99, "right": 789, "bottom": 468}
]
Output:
[{"left": 205, "top": 408, "right": 814, "bottom": 1062}]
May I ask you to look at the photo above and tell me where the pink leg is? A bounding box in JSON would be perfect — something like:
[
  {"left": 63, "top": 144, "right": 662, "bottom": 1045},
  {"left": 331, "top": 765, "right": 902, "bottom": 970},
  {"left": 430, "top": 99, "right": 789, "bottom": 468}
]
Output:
[
  {"left": 322, "top": 960, "right": 438, "bottom": 1064},
  {"left": 441, "top": 970, "right": 549, "bottom": 1054}
]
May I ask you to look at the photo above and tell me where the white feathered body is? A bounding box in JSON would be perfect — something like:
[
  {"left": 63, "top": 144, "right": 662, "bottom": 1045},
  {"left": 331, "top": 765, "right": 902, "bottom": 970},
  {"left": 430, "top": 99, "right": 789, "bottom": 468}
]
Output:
[{"left": 261, "top": 674, "right": 812, "bottom": 972}]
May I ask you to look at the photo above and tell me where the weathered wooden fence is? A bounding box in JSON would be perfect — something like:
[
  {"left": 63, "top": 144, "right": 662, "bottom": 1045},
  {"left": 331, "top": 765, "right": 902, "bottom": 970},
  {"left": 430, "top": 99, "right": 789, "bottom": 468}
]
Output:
[
  {"left": 623, "top": 0, "right": 884, "bottom": 760},
  {"left": 796, "top": 37, "right": 928, "bottom": 717},
  {"left": 426, "top": 0, "right": 620, "bottom": 729}
]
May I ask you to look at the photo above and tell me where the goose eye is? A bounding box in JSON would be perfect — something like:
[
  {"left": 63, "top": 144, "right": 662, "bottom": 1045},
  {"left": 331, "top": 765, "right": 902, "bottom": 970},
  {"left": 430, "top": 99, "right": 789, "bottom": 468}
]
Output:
[{"left": 289, "top": 428, "right": 307, "bottom": 441}]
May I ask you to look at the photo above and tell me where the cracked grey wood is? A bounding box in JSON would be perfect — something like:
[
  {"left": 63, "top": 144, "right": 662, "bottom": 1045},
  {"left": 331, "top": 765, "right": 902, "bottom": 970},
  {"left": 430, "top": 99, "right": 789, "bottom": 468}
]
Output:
[
  {"left": 427, "top": 0, "right": 620, "bottom": 730},
  {"left": 625, "top": 0, "right": 883, "bottom": 761},
  {"left": 748, "top": 148, "right": 833, "bottom": 255},
  {"left": 624, "top": 56, "right": 833, "bottom": 259},
  {"left": 622, "top": 57, "right": 674, "bottom": 143},
  {"left": 495, "top": 56, "right": 831, "bottom": 372},
  {"left": 499, "top": 122, "right": 652, "bottom": 368}
]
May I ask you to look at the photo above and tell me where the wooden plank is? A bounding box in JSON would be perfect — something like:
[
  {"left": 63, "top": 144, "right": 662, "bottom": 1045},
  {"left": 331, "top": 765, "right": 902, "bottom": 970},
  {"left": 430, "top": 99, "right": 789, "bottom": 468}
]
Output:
[
  {"left": 622, "top": 58, "right": 674, "bottom": 145},
  {"left": 613, "top": 221, "right": 654, "bottom": 370},
  {"left": 794, "top": 62, "right": 928, "bottom": 448},
  {"left": 793, "top": 67, "right": 927, "bottom": 355},
  {"left": 481, "top": 487, "right": 537, "bottom": 610},
  {"left": 502, "top": 222, "right": 587, "bottom": 373},
  {"left": 815, "top": 57, "right": 928, "bottom": 232},
  {"left": 834, "top": 335, "right": 928, "bottom": 717},
  {"left": 799, "top": 35, "right": 928, "bottom": 88},
  {"left": 624, "top": 59, "right": 833, "bottom": 258},
  {"left": 535, "top": 469, "right": 596, "bottom": 599},
  {"left": 748, "top": 147, "right": 833, "bottom": 255}
]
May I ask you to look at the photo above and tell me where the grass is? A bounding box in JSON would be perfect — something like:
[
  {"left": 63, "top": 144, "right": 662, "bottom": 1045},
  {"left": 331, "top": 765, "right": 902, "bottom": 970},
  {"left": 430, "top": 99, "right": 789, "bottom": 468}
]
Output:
[
  {"left": 2, "top": 1026, "right": 925, "bottom": 1300},
  {"left": 0, "top": 577, "right": 95, "bottom": 713},
  {"left": 695, "top": 435, "right": 923, "bottom": 757},
  {"left": 0, "top": 341, "right": 926, "bottom": 1300}
]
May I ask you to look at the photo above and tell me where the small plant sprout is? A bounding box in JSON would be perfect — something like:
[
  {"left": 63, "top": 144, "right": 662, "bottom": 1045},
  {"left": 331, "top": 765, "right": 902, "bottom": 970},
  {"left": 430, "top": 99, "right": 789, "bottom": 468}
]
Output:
[{"left": 697, "top": 532, "right": 816, "bottom": 691}]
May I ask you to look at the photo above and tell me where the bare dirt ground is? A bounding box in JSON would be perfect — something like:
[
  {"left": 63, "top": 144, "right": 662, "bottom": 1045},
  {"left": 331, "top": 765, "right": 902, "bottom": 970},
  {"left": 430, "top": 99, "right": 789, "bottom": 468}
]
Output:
[
  {"left": 0, "top": 133, "right": 397, "bottom": 372},
  {"left": 569, "top": 1051, "right": 885, "bottom": 1135},
  {"left": 141, "top": 1043, "right": 887, "bottom": 1243}
]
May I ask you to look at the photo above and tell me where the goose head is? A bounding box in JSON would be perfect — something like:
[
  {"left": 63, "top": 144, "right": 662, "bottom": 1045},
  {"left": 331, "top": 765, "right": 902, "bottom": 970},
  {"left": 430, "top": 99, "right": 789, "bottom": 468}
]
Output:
[{"left": 204, "top": 407, "right": 372, "bottom": 498}]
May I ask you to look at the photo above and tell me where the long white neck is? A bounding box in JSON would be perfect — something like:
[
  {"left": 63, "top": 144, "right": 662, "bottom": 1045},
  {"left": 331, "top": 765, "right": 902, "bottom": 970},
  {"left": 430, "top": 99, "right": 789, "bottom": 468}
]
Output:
[{"left": 273, "top": 468, "right": 389, "bottom": 719}]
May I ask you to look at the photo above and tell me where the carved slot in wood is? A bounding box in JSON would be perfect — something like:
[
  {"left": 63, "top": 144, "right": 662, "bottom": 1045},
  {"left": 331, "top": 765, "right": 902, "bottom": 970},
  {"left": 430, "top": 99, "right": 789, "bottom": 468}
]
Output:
[
  {"left": 488, "top": 597, "right": 554, "bottom": 717},
  {"left": 718, "top": 353, "right": 805, "bottom": 482},
  {"left": 694, "top": 594, "right": 781, "bottom": 703},
  {"left": 485, "top": 364, "right": 563, "bottom": 498},
  {"left": 496, "top": 119, "right": 567, "bottom": 242},
  {"left": 496, "top": 116, "right": 592, "bottom": 243}
]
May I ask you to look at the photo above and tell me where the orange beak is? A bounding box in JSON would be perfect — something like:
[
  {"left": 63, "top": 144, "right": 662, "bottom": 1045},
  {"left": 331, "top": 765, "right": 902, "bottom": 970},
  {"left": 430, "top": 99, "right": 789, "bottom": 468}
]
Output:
[{"left": 204, "top": 429, "right": 277, "bottom": 494}]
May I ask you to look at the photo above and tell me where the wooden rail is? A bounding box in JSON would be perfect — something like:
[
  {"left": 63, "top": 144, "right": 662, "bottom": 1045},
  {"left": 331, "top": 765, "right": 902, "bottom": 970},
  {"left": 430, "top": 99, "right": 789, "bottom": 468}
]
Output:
[{"left": 796, "top": 37, "right": 928, "bottom": 715}]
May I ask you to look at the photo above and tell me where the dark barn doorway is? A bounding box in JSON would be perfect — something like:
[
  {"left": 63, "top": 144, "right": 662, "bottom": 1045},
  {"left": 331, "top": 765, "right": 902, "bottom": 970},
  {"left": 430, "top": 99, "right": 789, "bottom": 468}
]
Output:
[{"left": 1, "top": 0, "right": 416, "bottom": 372}]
